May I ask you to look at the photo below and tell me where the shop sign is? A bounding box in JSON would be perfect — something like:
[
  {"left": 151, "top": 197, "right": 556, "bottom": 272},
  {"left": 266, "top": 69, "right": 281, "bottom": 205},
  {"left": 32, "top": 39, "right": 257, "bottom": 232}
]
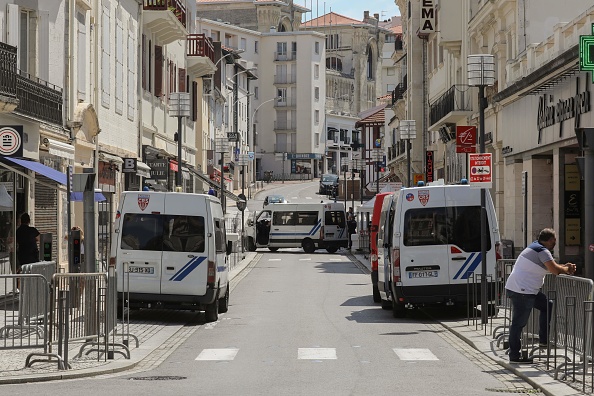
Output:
[
  {"left": 419, "top": 0, "right": 435, "bottom": 35},
  {"left": 537, "top": 76, "right": 591, "bottom": 143},
  {"left": 456, "top": 126, "right": 476, "bottom": 153},
  {"left": 0, "top": 126, "right": 23, "bottom": 157},
  {"left": 146, "top": 158, "right": 168, "bottom": 180},
  {"left": 98, "top": 161, "right": 116, "bottom": 186},
  {"left": 425, "top": 151, "right": 434, "bottom": 183}
]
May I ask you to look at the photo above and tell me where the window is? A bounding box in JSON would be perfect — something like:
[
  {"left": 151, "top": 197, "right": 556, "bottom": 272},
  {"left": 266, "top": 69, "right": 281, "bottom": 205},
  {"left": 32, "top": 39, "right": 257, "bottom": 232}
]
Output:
[
  {"left": 127, "top": 20, "right": 136, "bottom": 119},
  {"left": 121, "top": 213, "right": 163, "bottom": 251},
  {"left": 255, "top": 40, "right": 259, "bottom": 53},
  {"left": 254, "top": 86, "right": 259, "bottom": 99},
  {"left": 325, "top": 211, "right": 345, "bottom": 227},
  {"left": 315, "top": 41, "right": 320, "bottom": 54},
  {"left": 273, "top": 211, "right": 294, "bottom": 226},
  {"left": 315, "top": 133, "right": 320, "bottom": 147},
  {"left": 326, "top": 57, "right": 342, "bottom": 71},
  {"left": 450, "top": 206, "right": 488, "bottom": 252},
  {"left": 403, "top": 208, "right": 447, "bottom": 246},
  {"left": 314, "top": 64, "right": 319, "bottom": 79},
  {"left": 326, "top": 33, "right": 339, "bottom": 49},
  {"left": 314, "top": 87, "right": 319, "bottom": 101},
  {"left": 214, "top": 219, "right": 226, "bottom": 253},
  {"left": 277, "top": 42, "right": 287, "bottom": 55},
  {"left": 77, "top": 10, "right": 87, "bottom": 101},
  {"left": 277, "top": 88, "right": 287, "bottom": 103},
  {"left": 165, "top": 215, "right": 206, "bottom": 252},
  {"left": 115, "top": 12, "right": 124, "bottom": 114},
  {"left": 296, "top": 211, "right": 318, "bottom": 226},
  {"left": 240, "top": 37, "right": 247, "bottom": 51},
  {"left": 276, "top": 133, "right": 287, "bottom": 152},
  {"left": 314, "top": 110, "right": 319, "bottom": 124},
  {"left": 101, "top": 1, "right": 111, "bottom": 106}
]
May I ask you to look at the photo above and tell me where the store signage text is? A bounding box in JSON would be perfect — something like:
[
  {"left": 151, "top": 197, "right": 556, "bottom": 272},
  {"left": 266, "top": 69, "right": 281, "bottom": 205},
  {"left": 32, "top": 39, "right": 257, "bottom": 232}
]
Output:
[{"left": 537, "top": 76, "right": 591, "bottom": 143}]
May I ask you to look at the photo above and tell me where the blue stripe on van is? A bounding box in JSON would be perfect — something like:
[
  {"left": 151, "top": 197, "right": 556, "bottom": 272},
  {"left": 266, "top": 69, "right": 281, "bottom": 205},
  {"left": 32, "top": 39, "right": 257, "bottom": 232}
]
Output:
[
  {"left": 453, "top": 253, "right": 482, "bottom": 280},
  {"left": 169, "top": 256, "right": 207, "bottom": 282},
  {"left": 309, "top": 220, "right": 322, "bottom": 235}
]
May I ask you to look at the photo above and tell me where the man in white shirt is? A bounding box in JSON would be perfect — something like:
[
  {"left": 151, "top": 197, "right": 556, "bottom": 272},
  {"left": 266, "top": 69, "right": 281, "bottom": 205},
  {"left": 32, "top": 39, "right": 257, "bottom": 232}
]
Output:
[{"left": 505, "top": 228, "right": 576, "bottom": 363}]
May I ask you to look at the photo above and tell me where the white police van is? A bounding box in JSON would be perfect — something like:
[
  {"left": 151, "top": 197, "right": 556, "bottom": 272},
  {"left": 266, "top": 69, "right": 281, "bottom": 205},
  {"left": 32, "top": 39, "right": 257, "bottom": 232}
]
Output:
[
  {"left": 110, "top": 191, "right": 230, "bottom": 322},
  {"left": 245, "top": 202, "right": 348, "bottom": 253},
  {"left": 378, "top": 182, "right": 500, "bottom": 317}
]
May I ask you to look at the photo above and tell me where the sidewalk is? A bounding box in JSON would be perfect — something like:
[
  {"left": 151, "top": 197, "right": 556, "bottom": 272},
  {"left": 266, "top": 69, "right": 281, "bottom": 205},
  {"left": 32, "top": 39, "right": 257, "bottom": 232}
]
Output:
[
  {"left": 0, "top": 252, "right": 260, "bottom": 385},
  {"left": 349, "top": 252, "right": 583, "bottom": 396}
]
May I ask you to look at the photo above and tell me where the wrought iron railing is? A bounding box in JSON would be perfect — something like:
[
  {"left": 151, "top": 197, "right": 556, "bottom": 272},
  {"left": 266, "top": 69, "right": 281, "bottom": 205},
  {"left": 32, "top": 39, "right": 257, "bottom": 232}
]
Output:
[
  {"left": 187, "top": 34, "right": 215, "bottom": 63},
  {"left": 391, "top": 75, "right": 407, "bottom": 105},
  {"left": 429, "top": 84, "right": 472, "bottom": 126},
  {"left": 0, "top": 42, "right": 17, "bottom": 98},
  {"left": 143, "top": 0, "right": 187, "bottom": 29},
  {"left": 16, "top": 71, "right": 63, "bottom": 125}
]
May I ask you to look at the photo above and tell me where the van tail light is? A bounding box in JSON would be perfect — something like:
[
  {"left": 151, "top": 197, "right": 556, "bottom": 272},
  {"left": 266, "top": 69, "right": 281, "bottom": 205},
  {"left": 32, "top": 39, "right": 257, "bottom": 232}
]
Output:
[
  {"left": 207, "top": 260, "right": 216, "bottom": 285},
  {"left": 392, "top": 248, "right": 401, "bottom": 284},
  {"left": 320, "top": 226, "right": 324, "bottom": 240}
]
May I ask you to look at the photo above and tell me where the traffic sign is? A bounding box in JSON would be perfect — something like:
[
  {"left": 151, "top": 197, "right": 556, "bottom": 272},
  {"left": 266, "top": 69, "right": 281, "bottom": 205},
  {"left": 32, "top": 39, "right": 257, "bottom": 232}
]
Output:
[
  {"left": 468, "top": 153, "right": 492, "bottom": 188},
  {"left": 247, "top": 151, "right": 255, "bottom": 161},
  {"left": 227, "top": 132, "right": 240, "bottom": 142},
  {"left": 237, "top": 193, "right": 247, "bottom": 211}
]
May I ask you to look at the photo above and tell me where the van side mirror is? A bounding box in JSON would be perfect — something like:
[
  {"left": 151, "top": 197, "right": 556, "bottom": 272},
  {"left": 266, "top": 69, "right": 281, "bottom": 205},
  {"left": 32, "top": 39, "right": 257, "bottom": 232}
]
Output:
[{"left": 226, "top": 241, "right": 233, "bottom": 256}]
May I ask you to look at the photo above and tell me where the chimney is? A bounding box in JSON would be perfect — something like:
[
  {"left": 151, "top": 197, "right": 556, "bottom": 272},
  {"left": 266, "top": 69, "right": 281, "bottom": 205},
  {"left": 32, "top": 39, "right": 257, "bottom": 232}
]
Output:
[
  {"left": 364, "top": 11, "right": 369, "bottom": 20},
  {"left": 374, "top": 13, "right": 379, "bottom": 20}
]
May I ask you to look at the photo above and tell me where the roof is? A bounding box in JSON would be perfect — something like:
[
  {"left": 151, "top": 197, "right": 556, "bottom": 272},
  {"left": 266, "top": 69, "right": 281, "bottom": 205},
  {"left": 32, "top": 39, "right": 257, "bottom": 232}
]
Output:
[
  {"left": 302, "top": 12, "right": 366, "bottom": 28},
  {"left": 356, "top": 104, "right": 387, "bottom": 127},
  {"left": 197, "top": 0, "right": 308, "bottom": 11}
]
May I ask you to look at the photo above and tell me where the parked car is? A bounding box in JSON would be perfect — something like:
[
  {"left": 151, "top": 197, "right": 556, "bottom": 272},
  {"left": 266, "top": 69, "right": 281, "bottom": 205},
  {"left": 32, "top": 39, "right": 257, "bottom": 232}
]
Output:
[
  {"left": 263, "top": 195, "right": 287, "bottom": 208},
  {"left": 319, "top": 174, "right": 339, "bottom": 195}
]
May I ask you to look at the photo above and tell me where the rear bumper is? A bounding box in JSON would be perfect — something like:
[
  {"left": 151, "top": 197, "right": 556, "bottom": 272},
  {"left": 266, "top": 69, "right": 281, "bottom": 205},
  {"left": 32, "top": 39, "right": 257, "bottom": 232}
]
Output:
[
  {"left": 392, "top": 282, "right": 496, "bottom": 306},
  {"left": 118, "top": 288, "right": 217, "bottom": 310}
]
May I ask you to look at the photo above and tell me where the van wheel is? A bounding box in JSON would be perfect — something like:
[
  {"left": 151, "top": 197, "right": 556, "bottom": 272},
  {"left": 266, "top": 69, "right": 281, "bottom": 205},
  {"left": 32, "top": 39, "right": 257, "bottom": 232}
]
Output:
[
  {"left": 392, "top": 300, "right": 406, "bottom": 318},
  {"left": 268, "top": 247, "right": 279, "bottom": 252},
  {"left": 302, "top": 239, "right": 315, "bottom": 253},
  {"left": 218, "top": 284, "right": 229, "bottom": 314},
  {"left": 205, "top": 297, "right": 219, "bottom": 322},
  {"left": 373, "top": 284, "right": 381, "bottom": 303},
  {"left": 326, "top": 247, "right": 338, "bottom": 253},
  {"left": 381, "top": 299, "right": 392, "bottom": 310}
]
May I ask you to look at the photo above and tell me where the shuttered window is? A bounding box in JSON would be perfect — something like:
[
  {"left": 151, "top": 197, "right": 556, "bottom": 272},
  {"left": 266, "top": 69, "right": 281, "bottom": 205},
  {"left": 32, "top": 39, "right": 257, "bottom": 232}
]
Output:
[
  {"left": 127, "top": 20, "right": 135, "bottom": 120},
  {"left": 192, "top": 81, "right": 198, "bottom": 121},
  {"left": 115, "top": 11, "right": 124, "bottom": 114},
  {"left": 178, "top": 68, "right": 186, "bottom": 92},
  {"left": 76, "top": 10, "right": 86, "bottom": 101},
  {"left": 141, "top": 34, "right": 146, "bottom": 90},
  {"left": 154, "top": 45, "right": 163, "bottom": 97},
  {"left": 101, "top": 0, "right": 111, "bottom": 107}
]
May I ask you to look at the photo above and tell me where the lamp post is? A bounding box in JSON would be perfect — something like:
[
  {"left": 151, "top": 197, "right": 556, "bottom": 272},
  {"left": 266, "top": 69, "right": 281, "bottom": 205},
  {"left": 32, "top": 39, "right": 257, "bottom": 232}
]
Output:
[
  {"left": 215, "top": 137, "right": 230, "bottom": 213},
  {"left": 400, "top": 120, "right": 417, "bottom": 187},
  {"left": 350, "top": 159, "right": 362, "bottom": 211},
  {"left": 251, "top": 96, "right": 281, "bottom": 182},
  {"left": 169, "top": 92, "right": 191, "bottom": 191},
  {"left": 468, "top": 54, "right": 495, "bottom": 325},
  {"left": 237, "top": 153, "right": 249, "bottom": 254},
  {"left": 372, "top": 148, "right": 382, "bottom": 195}
]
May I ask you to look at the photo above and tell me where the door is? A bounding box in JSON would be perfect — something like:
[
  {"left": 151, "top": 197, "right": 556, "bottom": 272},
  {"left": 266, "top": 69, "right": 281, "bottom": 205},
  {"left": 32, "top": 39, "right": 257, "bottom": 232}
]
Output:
[
  {"left": 160, "top": 194, "right": 208, "bottom": 296},
  {"left": 117, "top": 193, "right": 166, "bottom": 295},
  {"left": 323, "top": 209, "right": 345, "bottom": 242},
  {"left": 255, "top": 210, "right": 272, "bottom": 246},
  {"left": 269, "top": 209, "right": 296, "bottom": 246},
  {"left": 294, "top": 210, "right": 320, "bottom": 244}
]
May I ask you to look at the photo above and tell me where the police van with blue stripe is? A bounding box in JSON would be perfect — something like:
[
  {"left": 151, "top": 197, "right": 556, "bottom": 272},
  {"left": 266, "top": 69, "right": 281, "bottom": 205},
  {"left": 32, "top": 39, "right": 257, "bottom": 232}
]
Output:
[
  {"left": 377, "top": 181, "right": 500, "bottom": 317},
  {"left": 246, "top": 202, "right": 348, "bottom": 253},
  {"left": 110, "top": 191, "right": 230, "bottom": 322}
]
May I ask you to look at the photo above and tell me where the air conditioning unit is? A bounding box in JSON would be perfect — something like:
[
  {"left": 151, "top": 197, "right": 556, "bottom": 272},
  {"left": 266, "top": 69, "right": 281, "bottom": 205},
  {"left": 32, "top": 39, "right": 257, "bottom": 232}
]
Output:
[{"left": 439, "top": 124, "right": 455, "bottom": 144}]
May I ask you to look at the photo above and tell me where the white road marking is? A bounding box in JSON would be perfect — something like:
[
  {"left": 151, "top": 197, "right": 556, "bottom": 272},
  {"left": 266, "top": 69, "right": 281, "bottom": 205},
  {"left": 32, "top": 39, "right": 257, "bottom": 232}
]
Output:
[
  {"left": 329, "top": 258, "right": 344, "bottom": 261},
  {"left": 299, "top": 258, "right": 311, "bottom": 261},
  {"left": 292, "top": 197, "right": 298, "bottom": 199},
  {"left": 196, "top": 348, "right": 239, "bottom": 361},
  {"left": 393, "top": 348, "right": 439, "bottom": 361},
  {"left": 305, "top": 197, "right": 312, "bottom": 199},
  {"left": 298, "top": 348, "right": 337, "bottom": 360},
  {"left": 268, "top": 258, "right": 281, "bottom": 261}
]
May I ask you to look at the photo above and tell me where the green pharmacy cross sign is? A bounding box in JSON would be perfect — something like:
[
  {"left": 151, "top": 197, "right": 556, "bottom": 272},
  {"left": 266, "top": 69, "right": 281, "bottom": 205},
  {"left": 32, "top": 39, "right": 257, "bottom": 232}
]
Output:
[{"left": 580, "top": 23, "right": 594, "bottom": 82}]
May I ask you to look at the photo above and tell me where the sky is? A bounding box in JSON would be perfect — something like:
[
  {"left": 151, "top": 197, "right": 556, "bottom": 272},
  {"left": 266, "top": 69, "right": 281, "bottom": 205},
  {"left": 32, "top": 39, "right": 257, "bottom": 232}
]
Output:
[{"left": 299, "top": 0, "right": 401, "bottom": 22}]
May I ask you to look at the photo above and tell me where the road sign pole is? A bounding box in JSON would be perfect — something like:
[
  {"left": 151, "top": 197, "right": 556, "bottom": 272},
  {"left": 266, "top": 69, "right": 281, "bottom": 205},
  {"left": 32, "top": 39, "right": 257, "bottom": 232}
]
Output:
[{"left": 241, "top": 164, "right": 245, "bottom": 254}]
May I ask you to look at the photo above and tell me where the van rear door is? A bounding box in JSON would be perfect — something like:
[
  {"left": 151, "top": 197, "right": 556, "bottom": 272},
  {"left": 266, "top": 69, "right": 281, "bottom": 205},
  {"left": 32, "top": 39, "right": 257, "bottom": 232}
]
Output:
[
  {"left": 323, "top": 205, "right": 346, "bottom": 242},
  {"left": 117, "top": 192, "right": 166, "bottom": 294},
  {"left": 160, "top": 194, "right": 209, "bottom": 296},
  {"left": 399, "top": 188, "right": 450, "bottom": 296}
]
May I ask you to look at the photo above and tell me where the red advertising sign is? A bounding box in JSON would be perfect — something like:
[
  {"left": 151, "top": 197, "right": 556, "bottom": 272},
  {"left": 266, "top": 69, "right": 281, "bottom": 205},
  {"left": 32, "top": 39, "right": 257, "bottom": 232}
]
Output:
[
  {"left": 456, "top": 126, "right": 477, "bottom": 153},
  {"left": 469, "top": 153, "right": 492, "bottom": 186},
  {"left": 425, "top": 151, "right": 434, "bottom": 183}
]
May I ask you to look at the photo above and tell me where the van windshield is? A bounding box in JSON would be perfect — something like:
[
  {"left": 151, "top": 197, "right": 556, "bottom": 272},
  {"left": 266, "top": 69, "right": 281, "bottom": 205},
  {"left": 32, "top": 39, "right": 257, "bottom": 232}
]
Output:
[
  {"left": 121, "top": 213, "right": 206, "bottom": 252},
  {"left": 322, "top": 175, "right": 338, "bottom": 182}
]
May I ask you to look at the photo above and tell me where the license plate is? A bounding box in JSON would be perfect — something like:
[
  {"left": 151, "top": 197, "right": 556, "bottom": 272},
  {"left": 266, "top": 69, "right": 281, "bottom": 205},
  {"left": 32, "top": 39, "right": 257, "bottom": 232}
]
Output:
[
  {"left": 408, "top": 271, "right": 438, "bottom": 278},
  {"left": 128, "top": 266, "right": 154, "bottom": 274}
]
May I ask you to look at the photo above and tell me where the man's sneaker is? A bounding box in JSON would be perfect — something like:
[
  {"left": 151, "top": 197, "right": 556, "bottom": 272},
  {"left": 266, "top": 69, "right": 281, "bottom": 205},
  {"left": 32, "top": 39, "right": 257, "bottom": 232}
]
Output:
[{"left": 509, "top": 356, "right": 534, "bottom": 364}]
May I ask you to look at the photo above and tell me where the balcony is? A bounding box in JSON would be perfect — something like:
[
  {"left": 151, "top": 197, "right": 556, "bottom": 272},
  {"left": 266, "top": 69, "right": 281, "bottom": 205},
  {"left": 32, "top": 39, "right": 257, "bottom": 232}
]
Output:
[
  {"left": 0, "top": 43, "right": 62, "bottom": 125},
  {"left": 0, "top": 42, "right": 18, "bottom": 112},
  {"left": 274, "top": 51, "right": 297, "bottom": 61},
  {"left": 428, "top": 84, "right": 472, "bottom": 130},
  {"left": 391, "top": 75, "right": 407, "bottom": 105},
  {"left": 274, "top": 74, "right": 297, "bottom": 85},
  {"left": 187, "top": 34, "right": 216, "bottom": 77},
  {"left": 143, "top": 0, "right": 187, "bottom": 45},
  {"left": 274, "top": 98, "right": 297, "bottom": 108},
  {"left": 274, "top": 121, "right": 297, "bottom": 131}
]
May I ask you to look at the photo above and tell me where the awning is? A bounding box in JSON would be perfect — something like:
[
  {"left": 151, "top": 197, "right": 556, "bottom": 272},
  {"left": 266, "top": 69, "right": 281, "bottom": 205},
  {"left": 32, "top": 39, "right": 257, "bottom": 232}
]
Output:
[
  {"left": 136, "top": 161, "right": 151, "bottom": 178},
  {"left": 3, "top": 157, "right": 67, "bottom": 185},
  {"left": 70, "top": 189, "right": 107, "bottom": 202},
  {"left": 99, "top": 152, "right": 123, "bottom": 164},
  {"left": 46, "top": 138, "right": 75, "bottom": 160}
]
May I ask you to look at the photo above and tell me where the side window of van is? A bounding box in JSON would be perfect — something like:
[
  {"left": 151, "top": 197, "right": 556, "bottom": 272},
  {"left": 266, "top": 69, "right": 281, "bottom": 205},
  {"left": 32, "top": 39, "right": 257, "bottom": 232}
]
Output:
[
  {"left": 121, "top": 213, "right": 164, "bottom": 251},
  {"left": 449, "top": 206, "right": 488, "bottom": 252},
  {"left": 273, "top": 211, "right": 294, "bottom": 226},
  {"left": 214, "top": 219, "right": 226, "bottom": 253},
  {"left": 325, "top": 211, "right": 345, "bottom": 227},
  {"left": 295, "top": 211, "right": 318, "bottom": 226},
  {"left": 163, "top": 215, "right": 206, "bottom": 253},
  {"left": 403, "top": 208, "right": 448, "bottom": 246}
]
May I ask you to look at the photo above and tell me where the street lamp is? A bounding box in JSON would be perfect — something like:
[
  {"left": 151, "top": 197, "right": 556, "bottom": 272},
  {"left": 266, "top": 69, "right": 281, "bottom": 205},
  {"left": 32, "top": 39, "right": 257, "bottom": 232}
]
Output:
[
  {"left": 237, "top": 153, "right": 249, "bottom": 253},
  {"left": 400, "top": 120, "right": 417, "bottom": 187},
  {"left": 372, "top": 148, "right": 382, "bottom": 195},
  {"left": 215, "top": 137, "right": 230, "bottom": 213},
  {"left": 251, "top": 96, "right": 281, "bottom": 181},
  {"left": 169, "top": 92, "right": 191, "bottom": 191},
  {"left": 467, "top": 54, "right": 495, "bottom": 325},
  {"left": 349, "top": 159, "right": 362, "bottom": 212}
]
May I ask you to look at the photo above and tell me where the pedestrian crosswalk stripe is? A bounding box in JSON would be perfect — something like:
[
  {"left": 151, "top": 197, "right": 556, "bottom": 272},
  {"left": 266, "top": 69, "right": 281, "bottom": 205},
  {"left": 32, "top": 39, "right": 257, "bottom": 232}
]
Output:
[
  {"left": 393, "top": 348, "right": 438, "bottom": 360},
  {"left": 196, "top": 348, "right": 239, "bottom": 361},
  {"left": 268, "top": 259, "right": 281, "bottom": 261},
  {"left": 298, "top": 348, "right": 337, "bottom": 360}
]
